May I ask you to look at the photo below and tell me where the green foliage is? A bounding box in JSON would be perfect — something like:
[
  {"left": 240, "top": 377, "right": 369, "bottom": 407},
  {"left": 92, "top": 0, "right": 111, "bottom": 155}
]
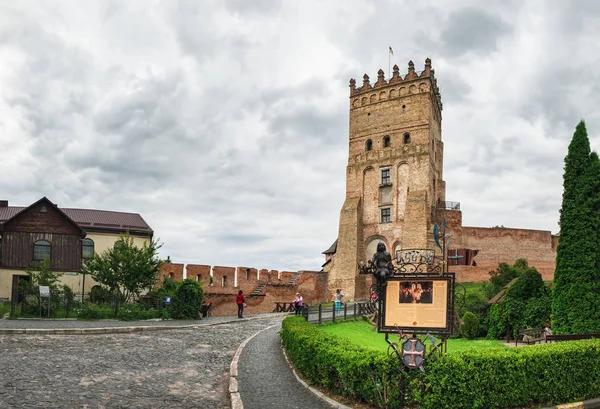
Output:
[
  {"left": 423, "top": 340, "right": 600, "bottom": 409},
  {"left": 283, "top": 317, "right": 600, "bottom": 409},
  {"left": 71, "top": 302, "right": 161, "bottom": 320},
  {"left": 171, "top": 279, "right": 203, "bottom": 320},
  {"left": 81, "top": 234, "right": 163, "bottom": 316},
  {"left": 460, "top": 312, "right": 480, "bottom": 339},
  {"left": 553, "top": 121, "right": 600, "bottom": 334},
  {"left": 485, "top": 258, "right": 530, "bottom": 298},
  {"left": 281, "top": 317, "right": 406, "bottom": 408},
  {"left": 486, "top": 266, "right": 551, "bottom": 339},
  {"left": 25, "top": 259, "right": 62, "bottom": 291}
]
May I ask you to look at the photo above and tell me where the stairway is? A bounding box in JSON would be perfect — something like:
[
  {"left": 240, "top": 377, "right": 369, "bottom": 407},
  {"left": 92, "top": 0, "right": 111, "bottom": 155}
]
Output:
[
  {"left": 287, "top": 272, "right": 301, "bottom": 286},
  {"left": 251, "top": 281, "right": 266, "bottom": 296}
]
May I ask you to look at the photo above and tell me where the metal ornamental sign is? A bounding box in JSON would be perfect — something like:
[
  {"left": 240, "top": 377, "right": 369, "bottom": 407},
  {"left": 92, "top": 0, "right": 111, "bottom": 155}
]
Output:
[{"left": 401, "top": 338, "right": 426, "bottom": 369}]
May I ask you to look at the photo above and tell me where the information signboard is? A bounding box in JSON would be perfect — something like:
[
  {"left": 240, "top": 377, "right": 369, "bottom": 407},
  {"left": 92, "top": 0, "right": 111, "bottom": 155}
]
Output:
[
  {"left": 380, "top": 274, "right": 454, "bottom": 335},
  {"left": 39, "top": 286, "right": 50, "bottom": 298}
]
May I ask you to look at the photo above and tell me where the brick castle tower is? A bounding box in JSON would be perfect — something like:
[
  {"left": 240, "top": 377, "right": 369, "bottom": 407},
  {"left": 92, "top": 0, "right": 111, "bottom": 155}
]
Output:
[{"left": 325, "top": 59, "right": 445, "bottom": 301}]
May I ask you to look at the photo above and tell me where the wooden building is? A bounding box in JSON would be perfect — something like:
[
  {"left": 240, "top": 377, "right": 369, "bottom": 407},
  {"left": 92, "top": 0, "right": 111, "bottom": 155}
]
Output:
[{"left": 0, "top": 197, "right": 153, "bottom": 300}]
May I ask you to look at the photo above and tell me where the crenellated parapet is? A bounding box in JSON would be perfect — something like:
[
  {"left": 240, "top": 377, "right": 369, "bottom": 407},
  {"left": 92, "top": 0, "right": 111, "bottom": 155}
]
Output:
[{"left": 349, "top": 58, "right": 442, "bottom": 112}]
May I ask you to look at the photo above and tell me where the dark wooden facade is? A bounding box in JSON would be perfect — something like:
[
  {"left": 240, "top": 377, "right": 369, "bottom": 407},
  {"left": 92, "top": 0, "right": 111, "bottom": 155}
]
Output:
[{"left": 0, "top": 198, "right": 85, "bottom": 271}]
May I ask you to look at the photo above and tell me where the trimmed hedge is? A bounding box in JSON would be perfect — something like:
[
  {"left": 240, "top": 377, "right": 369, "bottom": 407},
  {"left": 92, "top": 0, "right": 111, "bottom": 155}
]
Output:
[{"left": 281, "top": 316, "right": 600, "bottom": 409}]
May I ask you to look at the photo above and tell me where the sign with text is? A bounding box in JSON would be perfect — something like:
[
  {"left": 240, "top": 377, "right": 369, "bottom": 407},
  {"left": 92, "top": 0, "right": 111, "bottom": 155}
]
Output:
[
  {"left": 380, "top": 274, "right": 454, "bottom": 335},
  {"left": 395, "top": 249, "right": 435, "bottom": 265},
  {"left": 39, "top": 286, "right": 50, "bottom": 298}
]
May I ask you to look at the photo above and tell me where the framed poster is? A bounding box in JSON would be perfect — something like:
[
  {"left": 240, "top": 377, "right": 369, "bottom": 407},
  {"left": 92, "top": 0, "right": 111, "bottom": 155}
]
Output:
[{"left": 380, "top": 274, "right": 454, "bottom": 335}]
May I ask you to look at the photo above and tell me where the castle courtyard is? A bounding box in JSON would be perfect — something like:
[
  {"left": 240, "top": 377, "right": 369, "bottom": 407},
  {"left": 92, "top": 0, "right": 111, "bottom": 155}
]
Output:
[{"left": 0, "top": 316, "right": 287, "bottom": 409}]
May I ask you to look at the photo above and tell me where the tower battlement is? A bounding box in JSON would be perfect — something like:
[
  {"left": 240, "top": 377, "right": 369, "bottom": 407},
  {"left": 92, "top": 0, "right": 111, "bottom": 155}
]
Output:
[{"left": 349, "top": 58, "right": 442, "bottom": 112}]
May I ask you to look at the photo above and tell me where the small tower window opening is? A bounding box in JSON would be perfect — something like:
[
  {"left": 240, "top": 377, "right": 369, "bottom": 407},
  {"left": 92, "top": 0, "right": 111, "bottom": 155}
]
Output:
[
  {"left": 381, "top": 168, "right": 391, "bottom": 185},
  {"left": 246, "top": 268, "right": 250, "bottom": 280},
  {"left": 366, "top": 139, "right": 373, "bottom": 151},
  {"left": 403, "top": 133, "right": 411, "bottom": 144},
  {"left": 222, "top": 276, "right": 228, "bottom": 287},
  {"left": 383, "top": 135, "right": 391, "bottom": 148},
  {"left": 196, "top": 274, "right": 201, "bottom": 282},
  {"left": 380, "top": 207, "right": 391, "bottom": 223},
  {"left": 169, "top": 272, "right": 175, "bottom": 280}
]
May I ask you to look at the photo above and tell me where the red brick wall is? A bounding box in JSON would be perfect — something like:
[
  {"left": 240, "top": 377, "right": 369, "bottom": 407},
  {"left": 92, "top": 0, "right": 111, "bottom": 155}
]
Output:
[
  {"left": 186, "top": 264, "right": 211, "bottom": 289},
  {"left": 447, "top": 226, "right": 557, "bottom": 282},
  {"left": 210, "top": 266, "right": 236, "bottom": 294},
  {"left": 158, "top": 263, "right": 184, "bottom": 283}
]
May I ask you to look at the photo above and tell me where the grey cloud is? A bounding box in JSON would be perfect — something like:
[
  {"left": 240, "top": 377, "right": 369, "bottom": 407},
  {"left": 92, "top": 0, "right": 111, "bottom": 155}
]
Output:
[{"left": 440, "top": 7, "right": 512, "bottom": 57}]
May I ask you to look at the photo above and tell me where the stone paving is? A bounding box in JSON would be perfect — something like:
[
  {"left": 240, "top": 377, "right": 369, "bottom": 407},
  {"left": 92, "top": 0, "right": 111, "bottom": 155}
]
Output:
[
  {"left": 0, "top": 316, "right": 283, "bottom": 409},
  {"left": 237, "top": 325, "right": 333, "bottom": 409}
]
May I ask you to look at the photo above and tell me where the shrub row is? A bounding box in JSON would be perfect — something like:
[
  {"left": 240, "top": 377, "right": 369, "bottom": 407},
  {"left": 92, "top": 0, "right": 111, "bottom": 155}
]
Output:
[{"left": 281, "top": 316, "right": 600, "bottom": 409}]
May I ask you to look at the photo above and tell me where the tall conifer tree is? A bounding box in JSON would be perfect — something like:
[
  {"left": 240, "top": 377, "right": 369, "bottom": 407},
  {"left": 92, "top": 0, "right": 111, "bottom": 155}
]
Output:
[{"left": 552, "top": 120, "right": 600, "bottom": 333}]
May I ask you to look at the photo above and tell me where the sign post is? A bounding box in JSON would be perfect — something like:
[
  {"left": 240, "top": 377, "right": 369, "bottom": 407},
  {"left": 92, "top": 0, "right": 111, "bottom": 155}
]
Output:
[
  {"left": 359, "top": 229, "right": 460, "bottom": 407},
  {"left": 39, "top": 286, "right": 50, "bottom": 318}
]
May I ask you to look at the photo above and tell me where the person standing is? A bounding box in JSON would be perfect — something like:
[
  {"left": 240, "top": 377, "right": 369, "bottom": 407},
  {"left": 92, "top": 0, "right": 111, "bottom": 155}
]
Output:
[
  {"left": 236, "top": 290, "right": 246, "bottom": 318},
  {"left": 293, "top": 292, "right": 303, "bottom": 316},
  {"left": 335, "top": 289, "right": 342, "bottom": 314}
]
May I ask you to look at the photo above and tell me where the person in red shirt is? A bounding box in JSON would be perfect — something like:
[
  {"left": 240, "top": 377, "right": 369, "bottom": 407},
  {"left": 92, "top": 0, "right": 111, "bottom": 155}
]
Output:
[{"left": 236, "top": 290, "right": 246, "bottom": 318}]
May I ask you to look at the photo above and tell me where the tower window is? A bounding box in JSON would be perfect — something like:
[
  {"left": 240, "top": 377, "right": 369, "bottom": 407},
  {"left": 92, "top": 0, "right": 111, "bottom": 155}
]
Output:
[
  {"left": 380, "top": 207, "right": 391, "bottom": 223},
  {"left": 403, "top": 133, "right": 411, "bottom": 144},
  {"left": 381, "top": 168, "right": 391, "bottom": 185},
  {"left": 383, "top": 135, "right": 391, "bottom": 148},
  {"left": 366, "top": 139, "right": 373, "bottom": 151}
]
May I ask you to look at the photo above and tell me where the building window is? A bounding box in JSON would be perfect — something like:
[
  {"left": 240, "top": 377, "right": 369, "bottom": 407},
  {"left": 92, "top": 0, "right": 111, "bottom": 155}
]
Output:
[
  {"left": 246, "top": 269, "right": 250, "bottom": 280},
  {"left": 384, "top": 135, "right": 391, "bottom": 148},
  {"left": 380, "top": 207, "right": 391, "bottom": 223},
  {"left": 222, "top": 276, "right": 228, "bottom": 287},
  {"left": 169, "top": 272, "right": 175, "bottom": 280},
  {"left": 381, "top": 168, "right": 391, "bottom": 185},
  {"left": 33, "top": 240, "right": 51, "bottom": 261},
  {"left": 82, "top": 238, "right": 94, "bottom": 259},
  {"left": 196, "top": 274, "right": 201, "bottom": 282},
  {"left": 403, "top": 133, "right": 411, "bottom": 144},
  {"left": 366, "top": 139, "right": 373, "bottom": 151}
]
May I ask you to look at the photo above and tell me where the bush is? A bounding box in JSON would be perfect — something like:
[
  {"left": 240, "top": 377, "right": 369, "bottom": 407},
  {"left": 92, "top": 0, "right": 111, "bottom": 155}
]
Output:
[
  {"left": 486, "top": 267, "right": 551, "bottom": 339},
  {"left": 282, "top": 317, "right": 600, "bottom": 409},
  {"left": 72, "top": 303, "right": 113, "bottom": 320},
  {"left": 423, "top": 340, "right": 600, "bottom": 409},
  {"left": 171, "top": 279, "right": 204, "bottom": 320},
  {"left": 460, "top": 312, "right": 480, "bottom": 339}
]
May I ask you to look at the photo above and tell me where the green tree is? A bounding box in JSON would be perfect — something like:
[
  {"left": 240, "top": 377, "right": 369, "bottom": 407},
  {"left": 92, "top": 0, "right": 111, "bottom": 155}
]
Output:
[
  {"left": 172, "top": 279, "right": 204, "bottom": 320},
  {"left": 553, "top": 120, "right": 600, "bottom": 334},
  {"left": 25, "top": 259, "right": 62, "bottom": 291},
  {"left": 81, "top": 234, "right": 163, "bottom": 316}
]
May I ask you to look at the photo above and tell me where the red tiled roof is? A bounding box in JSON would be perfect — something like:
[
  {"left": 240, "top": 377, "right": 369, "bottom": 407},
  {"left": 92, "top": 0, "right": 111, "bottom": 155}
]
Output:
[{"left": 0, "top": 206, "right": 152, "bottom": 233}]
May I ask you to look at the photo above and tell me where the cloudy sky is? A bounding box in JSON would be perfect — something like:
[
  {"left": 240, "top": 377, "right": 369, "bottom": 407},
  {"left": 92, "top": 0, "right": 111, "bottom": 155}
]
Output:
[{"left": 1, "top": 0, "right": 599, "bottom": 272}]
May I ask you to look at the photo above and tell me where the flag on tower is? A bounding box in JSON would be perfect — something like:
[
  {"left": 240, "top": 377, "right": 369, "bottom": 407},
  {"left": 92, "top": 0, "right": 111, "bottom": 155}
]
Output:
[{"left": 389, "top": 46, "right": 394, "bottom": 55}]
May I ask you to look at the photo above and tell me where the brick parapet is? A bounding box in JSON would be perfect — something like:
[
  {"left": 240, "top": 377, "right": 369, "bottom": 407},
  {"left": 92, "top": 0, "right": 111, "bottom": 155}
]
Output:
[{"left": 158, "top": 263, "right": 184, "bottom": 284}]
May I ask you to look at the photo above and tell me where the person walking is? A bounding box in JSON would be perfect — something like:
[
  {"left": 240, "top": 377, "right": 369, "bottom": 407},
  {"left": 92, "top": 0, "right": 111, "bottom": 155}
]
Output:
[
  {"left": 236, "top": 290, "right": 246, "bottom": 318},
  {"left": 293, "top": 292, "right": 303, "bottom": 316}
]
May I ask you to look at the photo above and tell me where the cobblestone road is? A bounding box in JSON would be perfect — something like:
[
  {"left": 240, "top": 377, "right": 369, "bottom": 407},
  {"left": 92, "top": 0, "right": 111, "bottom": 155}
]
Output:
[{"left": 0, "top": 316, "right": 283, "bottom": 409}]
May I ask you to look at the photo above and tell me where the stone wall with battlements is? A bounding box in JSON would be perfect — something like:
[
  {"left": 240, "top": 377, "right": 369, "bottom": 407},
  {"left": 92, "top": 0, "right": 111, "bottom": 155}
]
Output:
[
  {"left": 159, "top": 262, "right": 327, "bottom": 317},
  {"left": 446, "top": 225, "right": 558, "bottom": 282}
]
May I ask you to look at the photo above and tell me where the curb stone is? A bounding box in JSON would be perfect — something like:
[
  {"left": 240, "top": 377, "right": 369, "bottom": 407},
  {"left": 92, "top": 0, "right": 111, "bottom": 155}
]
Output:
[
  {"left": 0, "top": 313, "right": 288, "bottom": 335},
  {"left": 280, "top": 342, "right": 353, "bottom": 409},
  {"left": 542, "top": 398, "right": 600, "bottom": 409}
]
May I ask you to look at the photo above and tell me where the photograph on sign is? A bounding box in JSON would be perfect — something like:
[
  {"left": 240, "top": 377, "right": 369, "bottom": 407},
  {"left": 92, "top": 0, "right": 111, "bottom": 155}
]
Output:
[
  {"left": 383, "top": 277, "right": 451, "bottom": 332},
  {"left": 399, "top": 281, "right": 433, "bottom": 304}
]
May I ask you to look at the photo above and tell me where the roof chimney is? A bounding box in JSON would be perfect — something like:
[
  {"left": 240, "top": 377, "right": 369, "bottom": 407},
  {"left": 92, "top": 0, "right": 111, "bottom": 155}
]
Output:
[{"left": 0, "top": 200, "right": 7, "bottom": 207}]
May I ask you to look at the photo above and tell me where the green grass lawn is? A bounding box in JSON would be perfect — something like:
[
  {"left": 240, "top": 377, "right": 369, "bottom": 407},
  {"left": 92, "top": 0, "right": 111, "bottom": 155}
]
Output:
[
  {"left": 316, "top": 320, "right": 507, "bottom": 353},
  {"left": 0, "top": 302, "right": 11, "bottom": 318}
]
